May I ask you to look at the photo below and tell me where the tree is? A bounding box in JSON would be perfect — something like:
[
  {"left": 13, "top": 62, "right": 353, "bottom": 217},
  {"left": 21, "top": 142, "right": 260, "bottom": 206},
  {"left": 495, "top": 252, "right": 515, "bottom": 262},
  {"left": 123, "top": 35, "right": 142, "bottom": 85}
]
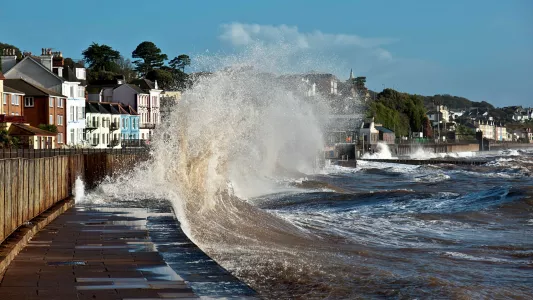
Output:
[
  {"left": 63, "top": 57, "right": 75, "bottom": 69},
  {"left": 146, "top": 69, "right": 174, "bottom": 90},
  {"left": 169, "top": 54, "right": 191, "bottom": 72},
  {"left": 38, "top": 124, "right": 58, "bottom": 133},
  {"left": 132, "top": 41, "right": 168, "bottom": 76},
  {"left": 115, "top": 56, "right": 137, "bottom": 82},
  {"left": 82, "top": 43, "right": 121, "bottom": 71},
  {"left": 0, "top": 130, "right": 19, "bottom": 149},
  {"left": 422, "top": 117, "right": 433, "bottom": 138}
]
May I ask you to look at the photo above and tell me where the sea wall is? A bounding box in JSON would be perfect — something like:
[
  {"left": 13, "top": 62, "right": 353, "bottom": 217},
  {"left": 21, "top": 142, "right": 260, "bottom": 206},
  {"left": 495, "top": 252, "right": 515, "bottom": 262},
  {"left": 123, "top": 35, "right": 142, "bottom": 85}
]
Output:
[{"left": 0, "top": 150, "right": 147, "bottom": 244}]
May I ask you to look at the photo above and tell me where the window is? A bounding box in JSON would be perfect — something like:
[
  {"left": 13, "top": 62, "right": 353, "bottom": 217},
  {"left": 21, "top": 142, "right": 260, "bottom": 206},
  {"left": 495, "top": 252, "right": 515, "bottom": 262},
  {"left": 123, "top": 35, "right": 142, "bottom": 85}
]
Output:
[
  {"left": 70, "top": 107, "right": 75, "bottom": 121},
  {"left": 11, "top": 95, "right": 15, "bottom": 105},
  {"left": 57, "top": 133, "right": 63, "bottom": 144},
  {"left": 57, "top": 98, "right": 63, "bottom": 108},
  {"left": 2, "top": 94, "right": 6, "bottom": 104},
  {"left": 49, "top": 98, "right": 54, "bottom": 107},
  {"left": 57, "top": 115, "right": 63, "bottom": 125},
  {"left": 49, "top": 114, "right": 53, "bottom": 124},
  {"left": 78, "top": 86, "right": 85, "bottom": 98},
  {"left": 25, "top": 97, "right": 34, "bottom": 107},
  {"left": 79, "top": 106, "right": 85, "bottom": 120},
  {"left": 13, "top": 95, "right": 20, "bottom": 105},
  {"left": 75, "top": 106, "right": 79, "bottom": 121},
  {"left": 70, "top": 129, "right": 75, "bottom": 144},
  {"left": 70, "top": 86, "right": 74, "bottom": 98}
]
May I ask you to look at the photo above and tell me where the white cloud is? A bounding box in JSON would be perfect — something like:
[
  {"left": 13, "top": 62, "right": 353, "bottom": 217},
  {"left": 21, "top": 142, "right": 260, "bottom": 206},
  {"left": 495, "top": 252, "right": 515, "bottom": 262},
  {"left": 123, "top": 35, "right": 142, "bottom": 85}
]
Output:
[{"left": 219, "top": 23, "right": 395, "bottom": 61}]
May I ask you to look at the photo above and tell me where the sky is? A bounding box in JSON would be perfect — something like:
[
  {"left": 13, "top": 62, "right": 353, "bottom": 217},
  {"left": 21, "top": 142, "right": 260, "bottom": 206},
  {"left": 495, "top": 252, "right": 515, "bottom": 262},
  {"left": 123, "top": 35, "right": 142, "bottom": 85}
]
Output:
[{"left": 1, "top": 0, "right": 532, "bottom": 107}]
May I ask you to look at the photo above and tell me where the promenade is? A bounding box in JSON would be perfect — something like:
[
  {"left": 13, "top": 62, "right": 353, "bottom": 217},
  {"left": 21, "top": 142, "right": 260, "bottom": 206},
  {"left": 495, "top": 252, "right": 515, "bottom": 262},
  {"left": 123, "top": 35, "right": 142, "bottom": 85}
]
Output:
[{"left": 0, "top": 204, "right": 258, "bottom": 299}]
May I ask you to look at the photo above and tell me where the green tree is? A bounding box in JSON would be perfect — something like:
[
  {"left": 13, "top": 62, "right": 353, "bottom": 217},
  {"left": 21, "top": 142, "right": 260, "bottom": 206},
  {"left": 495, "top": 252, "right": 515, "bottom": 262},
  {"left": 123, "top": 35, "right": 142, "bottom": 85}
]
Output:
[
  {"left": 38, "top": 124, "right": 58, "bottom": 133},
  {"left": 0, "top": 130, "right": 19, "bottom": 149},
  {"left": 132, "top": 41, "right": 168, "bottom": 76},
  {"left": 169, "top": 54, "right": 191, "bottom": 72},
  {"left": 455, "top": 124, "right": 475, "bottom": 140},
  {"left": 146, "top": 69, "right": 174, "bottom": 90},
  {"left": 82, "top": 43, "right": 121, "bottom": 71}
]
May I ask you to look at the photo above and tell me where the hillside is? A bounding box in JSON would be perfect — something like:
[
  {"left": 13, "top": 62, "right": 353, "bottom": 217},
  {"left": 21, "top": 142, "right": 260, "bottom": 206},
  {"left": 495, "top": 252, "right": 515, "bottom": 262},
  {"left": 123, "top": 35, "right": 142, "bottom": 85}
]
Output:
[{"left": 422, "top": 94, "right": 494, "bottom": 111}]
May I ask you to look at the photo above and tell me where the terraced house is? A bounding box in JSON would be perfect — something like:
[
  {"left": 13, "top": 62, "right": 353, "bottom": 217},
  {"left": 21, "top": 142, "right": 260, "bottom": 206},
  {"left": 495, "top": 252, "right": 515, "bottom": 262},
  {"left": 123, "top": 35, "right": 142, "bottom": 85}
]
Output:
[
  {"left": 1, "top": 48, "right": 86, "bottom": 146},
  {"left": 85, "top": 101, "right": 111, "bottom": 148},
  {"left": 4, "top": 79, "right": 67, "bottom": 148},
  {"left": 88, "top": 79, "right": 161, "bottom": 143}
]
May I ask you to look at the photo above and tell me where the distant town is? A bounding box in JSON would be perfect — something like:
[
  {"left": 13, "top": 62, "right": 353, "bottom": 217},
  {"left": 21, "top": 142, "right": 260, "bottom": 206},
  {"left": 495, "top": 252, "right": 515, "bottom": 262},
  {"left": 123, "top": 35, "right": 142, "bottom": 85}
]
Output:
[{"left": 1, "top": 41, "right": 532, "bottom": 150}]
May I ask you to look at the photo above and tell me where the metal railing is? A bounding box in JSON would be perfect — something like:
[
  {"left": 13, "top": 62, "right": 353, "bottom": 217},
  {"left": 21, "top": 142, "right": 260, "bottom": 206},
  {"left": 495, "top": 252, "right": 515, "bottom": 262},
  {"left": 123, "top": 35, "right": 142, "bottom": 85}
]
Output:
[
  {"left": 140, "top": 123, "right": 156, "bottom": 129},
  {"left": 110, "top": 122, "right": 120, "bottom": 131}
]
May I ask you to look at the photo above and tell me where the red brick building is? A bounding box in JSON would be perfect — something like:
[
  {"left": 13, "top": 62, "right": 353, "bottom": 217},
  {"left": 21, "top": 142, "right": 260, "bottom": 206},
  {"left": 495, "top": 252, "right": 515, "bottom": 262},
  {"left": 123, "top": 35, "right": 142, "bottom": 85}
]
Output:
[
  {"left": 2, "top": 84, "right": 24, "bottom": 117},
  {"left": 4, "top": 79, "right": 67, "bottom": 148}
]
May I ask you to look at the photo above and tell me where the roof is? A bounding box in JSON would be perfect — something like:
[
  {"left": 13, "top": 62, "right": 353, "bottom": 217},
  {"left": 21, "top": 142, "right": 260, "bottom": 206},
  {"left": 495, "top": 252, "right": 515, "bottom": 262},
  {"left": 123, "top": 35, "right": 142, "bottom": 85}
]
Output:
[
  {"left": 375, "top": 126, "right": 394, "bottom": 133},
  {"left": 62, "top": 66, "right": 86, "bottom": 85},
  {"left": 101, "top": 103, "right": 120, "bottom": 114},
  {"left": 8, "top": 123, "right": 56, "bottom": 136},
  {"left": 125, "top": 84, "right": 146, "bottom": 94},
  {"left": 125, "top": 105, "right": 138, "bottom": 115},
  {"left": 113, "top": 103, "right": 129, "bottom": 115},
  {"left": 3, "top": 86, "right": 24, "bottom": 94},
  {"left": 86, "top": 101, "right": 111, "bottom": 114},
  {"left": 5, "top": 56, "right": 65, "bottom": 83},
  {"left": 130, "top": 79, "right": 158, "bottom": 91},
  {"left": 4, "top": 79, "right": 66, "bottom": 97}
]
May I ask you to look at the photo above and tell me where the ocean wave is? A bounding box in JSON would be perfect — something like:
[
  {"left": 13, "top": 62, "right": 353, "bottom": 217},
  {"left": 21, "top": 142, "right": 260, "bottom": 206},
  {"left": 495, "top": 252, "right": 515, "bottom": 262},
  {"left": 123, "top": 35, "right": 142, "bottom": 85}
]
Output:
[{"left": 441, "top": 251, "right": 518, "bottom": 264}]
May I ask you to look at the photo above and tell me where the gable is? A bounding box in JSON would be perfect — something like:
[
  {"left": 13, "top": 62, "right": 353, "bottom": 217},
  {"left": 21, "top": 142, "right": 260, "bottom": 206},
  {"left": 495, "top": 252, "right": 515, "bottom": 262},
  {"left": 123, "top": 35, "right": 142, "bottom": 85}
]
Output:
[{"left": 4, "top": 57, "right": 64, "bottom": 93}]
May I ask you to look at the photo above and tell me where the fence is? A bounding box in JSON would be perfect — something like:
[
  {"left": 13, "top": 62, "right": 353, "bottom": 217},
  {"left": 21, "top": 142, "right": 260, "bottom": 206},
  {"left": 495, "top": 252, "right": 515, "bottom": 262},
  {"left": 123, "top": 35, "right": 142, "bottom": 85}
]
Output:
[{"left": 0, "top": 148, "right": 148, "bottom": 244}]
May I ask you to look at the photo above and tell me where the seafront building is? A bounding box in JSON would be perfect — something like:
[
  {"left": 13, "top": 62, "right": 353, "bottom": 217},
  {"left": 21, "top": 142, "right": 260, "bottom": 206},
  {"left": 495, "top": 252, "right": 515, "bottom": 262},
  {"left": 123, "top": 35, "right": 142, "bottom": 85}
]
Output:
[
  {"left": 87, "top": 78, "right": 161, "bottom": 142},
  {"left": 85, "top": 101, "right": 111, "bottom": 148},
  {"left": 1, "top": 48, "right": 87, "bottom": 146},
  {"left": 4, "top": 79, "right": 67, "bottom": 148}
]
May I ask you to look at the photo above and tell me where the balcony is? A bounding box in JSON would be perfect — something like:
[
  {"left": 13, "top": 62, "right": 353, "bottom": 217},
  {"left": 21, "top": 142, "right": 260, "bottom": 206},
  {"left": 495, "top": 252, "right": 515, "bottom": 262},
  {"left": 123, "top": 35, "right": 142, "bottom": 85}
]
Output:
[
  {"left": 86, "top": 121, "right": 99, "bottom": 130},
  {"left": 108, "top": 139, "right": 120, "bottom": 147},
  {"left": 110, "top": 122, "right": 120, "bottom": 131},
  {"left": 140, "top": 123, "right": 156, "bottom": 129},
  {"left": 121, "top": 139, "right": 148, "bottom": 148},
  {"left": 0, "top": 115, "right": 26, "bottom": 123}
]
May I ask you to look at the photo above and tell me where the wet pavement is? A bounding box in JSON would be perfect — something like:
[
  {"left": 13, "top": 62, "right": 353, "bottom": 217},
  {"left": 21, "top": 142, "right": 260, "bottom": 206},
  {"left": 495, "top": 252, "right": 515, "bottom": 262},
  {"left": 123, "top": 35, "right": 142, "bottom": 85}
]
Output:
[{"left": 0, "top": 206, "right": 258, "bottom": 299}]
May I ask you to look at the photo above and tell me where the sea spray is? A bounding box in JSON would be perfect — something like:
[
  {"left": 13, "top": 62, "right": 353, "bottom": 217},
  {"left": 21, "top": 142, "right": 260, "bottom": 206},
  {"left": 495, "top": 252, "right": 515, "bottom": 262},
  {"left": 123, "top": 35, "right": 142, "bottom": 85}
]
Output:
[
  {"left": 80, "top": 45, "right": 369, "bottom": 298},
  {"left": 74, "top": 177, "right": 85, "bottom": 203},
  {"left": 362, "top": 142, "right": 396, "bottom": 159}
]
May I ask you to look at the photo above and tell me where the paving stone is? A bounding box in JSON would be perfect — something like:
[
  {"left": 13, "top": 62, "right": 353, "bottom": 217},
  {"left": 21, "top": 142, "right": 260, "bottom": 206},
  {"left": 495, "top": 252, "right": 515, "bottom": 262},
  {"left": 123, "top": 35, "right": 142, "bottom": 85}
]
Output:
[{"left": 0, "top": 207, "right": 203, "bottom": 299}]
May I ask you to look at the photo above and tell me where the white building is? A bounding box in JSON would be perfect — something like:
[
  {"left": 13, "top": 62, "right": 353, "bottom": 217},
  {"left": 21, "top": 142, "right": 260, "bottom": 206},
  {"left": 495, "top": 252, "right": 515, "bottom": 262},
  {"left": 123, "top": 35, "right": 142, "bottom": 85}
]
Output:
[
  {"left": 85, "top": 101, "right": 111, "bottom": 148},
  {"left": 88, "top": 79, "right": 161, "bottom": 141},
  {"left": 1, "top": 48, "right": 86, "bottom": 146}
]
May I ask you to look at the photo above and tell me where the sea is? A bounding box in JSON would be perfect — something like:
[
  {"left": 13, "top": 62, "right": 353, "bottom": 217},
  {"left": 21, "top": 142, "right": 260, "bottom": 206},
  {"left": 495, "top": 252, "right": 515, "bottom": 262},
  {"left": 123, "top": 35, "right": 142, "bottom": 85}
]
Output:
[
  {"left": 86, "top": 148, "right": 533, "bottom": 299},
  {"left": 82, "top": 50, "right": 533, "bottom": 299}
]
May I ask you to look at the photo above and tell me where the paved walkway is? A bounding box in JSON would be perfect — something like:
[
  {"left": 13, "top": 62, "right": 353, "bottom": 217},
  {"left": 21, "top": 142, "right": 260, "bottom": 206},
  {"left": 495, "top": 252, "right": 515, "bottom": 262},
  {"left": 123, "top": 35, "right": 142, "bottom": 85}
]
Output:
[{"left": 0, "top": 207, "right": 199, "bottom": 299}]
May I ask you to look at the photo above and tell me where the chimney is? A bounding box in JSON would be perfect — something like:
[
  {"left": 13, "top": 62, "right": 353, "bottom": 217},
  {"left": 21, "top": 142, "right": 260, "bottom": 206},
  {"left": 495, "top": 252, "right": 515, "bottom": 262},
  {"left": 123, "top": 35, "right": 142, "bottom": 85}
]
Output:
[
  {"left": 39, "top": 47, "right": 54, "bottom": 71},
  {"left": 154, "top": 80, "right": 158, "bottom": 89},
  {"left": 1, "top": 48, "right": 18, "bottom": 73}
]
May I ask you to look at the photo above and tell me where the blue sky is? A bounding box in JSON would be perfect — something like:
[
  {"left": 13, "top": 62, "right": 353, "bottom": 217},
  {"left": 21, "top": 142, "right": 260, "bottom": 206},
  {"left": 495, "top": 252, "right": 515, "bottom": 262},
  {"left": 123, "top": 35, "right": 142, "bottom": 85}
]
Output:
[{"left": 1, "top": 0, "right": 532, "bottom": 107}]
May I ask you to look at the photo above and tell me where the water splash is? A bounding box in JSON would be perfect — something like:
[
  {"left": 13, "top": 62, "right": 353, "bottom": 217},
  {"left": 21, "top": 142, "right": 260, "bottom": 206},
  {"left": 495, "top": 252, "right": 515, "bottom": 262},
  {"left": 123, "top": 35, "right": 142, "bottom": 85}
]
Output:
[
  {"left": 362, "top": 142, "right": 396, "bottom": 159},
  {"left": 74, "top": 177, "right": 85, "bottom": 203}
]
